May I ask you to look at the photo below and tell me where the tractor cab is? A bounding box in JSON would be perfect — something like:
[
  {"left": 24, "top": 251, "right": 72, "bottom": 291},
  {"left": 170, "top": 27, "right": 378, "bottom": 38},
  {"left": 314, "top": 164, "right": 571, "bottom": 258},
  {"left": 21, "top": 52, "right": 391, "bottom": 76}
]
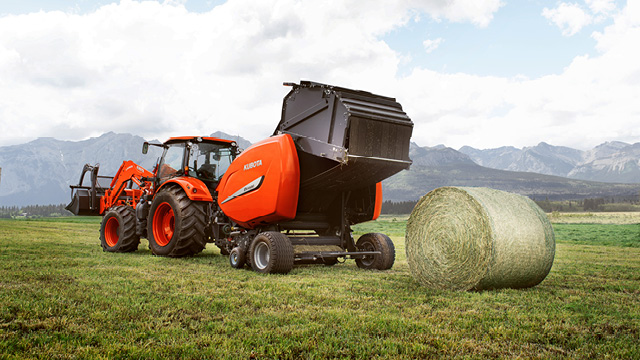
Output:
[{"left": 145, "top": 136, "right": 239, "bottom": 190}]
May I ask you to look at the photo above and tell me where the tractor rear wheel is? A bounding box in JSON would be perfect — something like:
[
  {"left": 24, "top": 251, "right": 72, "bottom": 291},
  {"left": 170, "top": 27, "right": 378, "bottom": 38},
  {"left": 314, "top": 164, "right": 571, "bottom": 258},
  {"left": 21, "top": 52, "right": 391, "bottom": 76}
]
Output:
[
  {"left": 355, "top": 233, "right": 395, "bottom": 270},
  {"left": 100, "top": 206, "right": 140, "bottom": 252},
  {"left": 249, "top": 232, "right": 294, "bottom": 274},
  {"left": 147, "top": 186, "right": 207, "bottom": 257}
]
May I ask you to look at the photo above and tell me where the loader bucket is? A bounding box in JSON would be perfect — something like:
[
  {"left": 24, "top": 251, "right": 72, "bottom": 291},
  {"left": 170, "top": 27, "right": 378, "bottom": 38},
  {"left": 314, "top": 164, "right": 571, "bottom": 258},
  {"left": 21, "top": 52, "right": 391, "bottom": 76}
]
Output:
[
  {"left": 66, "top": 189, "right": 102, "bottom": 216},
  {"left": 275, "top": 81, "right": 413, "bottom": 191},
  {"left": 65, "top": 164, "right": 106, "bottom": 216}
]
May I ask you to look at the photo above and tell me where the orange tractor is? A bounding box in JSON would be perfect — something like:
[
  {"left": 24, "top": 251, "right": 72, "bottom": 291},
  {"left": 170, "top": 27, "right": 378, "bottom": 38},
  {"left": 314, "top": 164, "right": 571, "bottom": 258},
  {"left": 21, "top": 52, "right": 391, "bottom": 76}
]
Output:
[{"left": 67, "top": 81, "right": 413, "bottom": 274}]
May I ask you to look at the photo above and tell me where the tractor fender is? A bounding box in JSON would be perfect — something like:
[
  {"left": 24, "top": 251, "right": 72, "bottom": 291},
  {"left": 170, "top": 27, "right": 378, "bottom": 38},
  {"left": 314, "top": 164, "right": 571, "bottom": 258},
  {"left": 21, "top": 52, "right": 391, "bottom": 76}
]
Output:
[{"left": 156, "top": 177, "right": 213, "bottom": 202}]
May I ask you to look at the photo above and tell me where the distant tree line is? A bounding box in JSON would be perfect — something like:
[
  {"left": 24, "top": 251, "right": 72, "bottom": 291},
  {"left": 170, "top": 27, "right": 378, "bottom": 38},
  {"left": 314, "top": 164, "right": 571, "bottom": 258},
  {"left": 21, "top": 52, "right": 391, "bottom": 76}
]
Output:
[
  {"left": 582, "top": 198, "right": 606, "bottom": 211},
  {"left": 381, "top": 200, "right": 418, "bottom": 214},
  {"left": 382, "top": 195, "right": 640, "bottom": 215},
  {"left": 0, "top": 204, "right": 73, "bottom": 218},
  {"left": 535, "top": 196, "right": 639, "bottom": 212}
]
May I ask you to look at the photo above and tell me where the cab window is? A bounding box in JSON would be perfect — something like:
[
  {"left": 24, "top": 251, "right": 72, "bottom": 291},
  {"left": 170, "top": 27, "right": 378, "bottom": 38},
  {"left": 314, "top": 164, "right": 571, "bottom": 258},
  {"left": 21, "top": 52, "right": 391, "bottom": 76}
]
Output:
[
  {"left": 188, "top": 143, "right": 235, "bottom": 183},
  {"left": 158, "top": 143, "right": 185, "bottom": 180}
]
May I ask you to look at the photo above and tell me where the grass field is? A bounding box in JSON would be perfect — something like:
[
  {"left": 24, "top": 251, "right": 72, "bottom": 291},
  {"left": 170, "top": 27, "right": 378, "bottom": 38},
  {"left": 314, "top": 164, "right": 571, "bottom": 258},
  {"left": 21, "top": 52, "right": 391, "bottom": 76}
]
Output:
[
  {"left": 1, "top": 215, "right": 639, "bottom": 359},
  {"left": 548, "top": 211, "right": 640, "bottom": 225}
]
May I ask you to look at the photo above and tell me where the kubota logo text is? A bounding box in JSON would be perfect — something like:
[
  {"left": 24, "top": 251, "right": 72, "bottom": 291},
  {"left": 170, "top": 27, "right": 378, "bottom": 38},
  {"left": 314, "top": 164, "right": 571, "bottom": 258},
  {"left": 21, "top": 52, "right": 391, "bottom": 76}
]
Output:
[{"left": 244, "top": 160, "right": 262, "bottom": 171}]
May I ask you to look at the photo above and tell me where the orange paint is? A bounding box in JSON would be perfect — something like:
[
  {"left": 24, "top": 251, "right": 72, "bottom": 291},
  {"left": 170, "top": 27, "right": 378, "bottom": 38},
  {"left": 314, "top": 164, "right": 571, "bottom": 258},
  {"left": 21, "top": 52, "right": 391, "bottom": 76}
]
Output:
[
  {"left": 217, "top": 134, "right": 300, "bottom": 229},
  {"left": 166, "top": 136, "right": 236, "bottom": 145},
  {"left": 372, "top": 182, "right": 383, "bottom": 220},
  {"left": 100, "top": 160, "right": 154, "bottom": 213},
  {"left": 152, "top": 202, "right": 175, "bottom": 246},
  {"left": 157, "top": 177, "right": 213, "bottom": 202}
]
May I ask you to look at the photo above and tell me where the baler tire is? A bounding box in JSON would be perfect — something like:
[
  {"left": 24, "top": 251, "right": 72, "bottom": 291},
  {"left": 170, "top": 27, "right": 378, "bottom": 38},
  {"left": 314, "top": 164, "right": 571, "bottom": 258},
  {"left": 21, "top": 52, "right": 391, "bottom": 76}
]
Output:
[
  {"left": 355, "top": 233, "right": 395, "bottom": 270},
  {"left": 147, "top": 186, "right": 207, "bottom": 257},
  {"left": 249, "top": 232, "right": 294, "bottom": 274},
  {"left": 319, "top": 257, "right": 339, "bottom": 266},
  {"left": 229, "top": 247, "right": 247, "bottom": 269},
  {"left": 100, "top": 206, "right": 140, "bottom": 252}
]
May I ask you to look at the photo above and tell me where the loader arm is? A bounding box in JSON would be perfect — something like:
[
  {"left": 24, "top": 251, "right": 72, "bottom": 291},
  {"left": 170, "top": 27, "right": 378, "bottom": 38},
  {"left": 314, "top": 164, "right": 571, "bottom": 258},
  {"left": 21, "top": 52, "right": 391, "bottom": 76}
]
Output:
[{"left": 100, "top": 160, "right": 155, "bottom": 213}]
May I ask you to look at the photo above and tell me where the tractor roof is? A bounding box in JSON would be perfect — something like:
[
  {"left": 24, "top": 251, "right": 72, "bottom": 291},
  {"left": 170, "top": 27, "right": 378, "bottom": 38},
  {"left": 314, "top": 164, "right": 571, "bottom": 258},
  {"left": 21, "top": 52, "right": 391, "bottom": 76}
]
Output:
[{"left": 164, "top": 136, "right": 237, "bottom": 145}]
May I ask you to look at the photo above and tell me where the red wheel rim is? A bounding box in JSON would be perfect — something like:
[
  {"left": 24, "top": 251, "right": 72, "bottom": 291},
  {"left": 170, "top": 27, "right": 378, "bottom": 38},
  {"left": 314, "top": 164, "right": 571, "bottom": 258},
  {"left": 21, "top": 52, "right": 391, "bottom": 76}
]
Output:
[
  {"left": 105, "top": 217, "right": 120, "bottom": 247},
  {"left": 153, "top": 202, "right": 174, "bottom": 246}
]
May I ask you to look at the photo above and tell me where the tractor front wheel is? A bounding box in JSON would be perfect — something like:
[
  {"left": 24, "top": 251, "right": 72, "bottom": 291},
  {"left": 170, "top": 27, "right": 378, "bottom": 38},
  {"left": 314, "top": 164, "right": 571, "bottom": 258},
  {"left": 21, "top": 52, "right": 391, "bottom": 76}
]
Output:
[
  {"left": 100, "top": 206, "right": 140, "bottom": 252},
  {"left": 147, "top": 186, "right": 207, "bottom": 257},
  {"left": 249, "top": 232, "right": 294, "bottom": 274},
  {"left": 355, "top": 233, "right": 395, "bottom": 270}
]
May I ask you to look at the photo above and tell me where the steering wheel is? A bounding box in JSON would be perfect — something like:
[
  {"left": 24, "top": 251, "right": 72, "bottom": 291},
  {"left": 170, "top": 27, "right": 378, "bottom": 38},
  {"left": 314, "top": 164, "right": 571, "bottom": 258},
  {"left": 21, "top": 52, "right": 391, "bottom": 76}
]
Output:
[{"left": 197, "top": 164, "right": 216, "bottom": 180}]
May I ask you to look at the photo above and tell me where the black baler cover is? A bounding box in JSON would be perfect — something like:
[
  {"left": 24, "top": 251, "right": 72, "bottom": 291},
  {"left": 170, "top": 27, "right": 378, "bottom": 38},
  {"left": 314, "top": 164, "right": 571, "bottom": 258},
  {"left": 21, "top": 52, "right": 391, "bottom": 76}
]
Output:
[{"left": 275, "top": 81, "right": 413, "bottom": 191}]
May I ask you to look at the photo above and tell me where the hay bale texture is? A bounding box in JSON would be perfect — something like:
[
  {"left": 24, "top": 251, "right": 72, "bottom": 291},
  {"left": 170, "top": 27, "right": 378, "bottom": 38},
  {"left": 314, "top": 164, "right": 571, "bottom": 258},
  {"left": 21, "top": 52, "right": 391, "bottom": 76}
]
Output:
[{"left": 406, "top": 187, "right": 555, "bottom": 291}]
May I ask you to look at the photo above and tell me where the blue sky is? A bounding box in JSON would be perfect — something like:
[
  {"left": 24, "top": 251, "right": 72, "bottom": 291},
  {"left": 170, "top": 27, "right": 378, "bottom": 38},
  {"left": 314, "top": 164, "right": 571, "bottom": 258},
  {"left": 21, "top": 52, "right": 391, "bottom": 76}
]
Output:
[
  {"left": 385, "top": 1, "right": 615, "bottom": 78},
  {"left": 0, "top": 0, "right": 638, "bottom": 149}
]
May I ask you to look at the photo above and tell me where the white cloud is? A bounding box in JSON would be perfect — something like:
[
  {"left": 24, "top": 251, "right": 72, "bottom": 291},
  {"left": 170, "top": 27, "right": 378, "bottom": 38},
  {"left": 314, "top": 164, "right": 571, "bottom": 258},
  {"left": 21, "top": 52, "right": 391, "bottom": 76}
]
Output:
[
  {"left": 0, "top": 0, "right": 504, "bottom": 146},
  {"left": 543, "top": 0, "right": 619, "bottom": 36},
  {"left": 423, "top": 38, "right": 443, "bottom": 53},
  {"left": 542, "top": 2, "right": 593, "bottom": 36},
  {"left": 0, "top": 0, "right": 638, "bottom": 152},
  {"left": 407, "top": 0, "right": 504, "bottom": 27},
  {"left": 398, "top": 1, "right": 640, "bottom": 150},
  {"left": 586, "top": 0, "right": 616, "bottom": 15}
]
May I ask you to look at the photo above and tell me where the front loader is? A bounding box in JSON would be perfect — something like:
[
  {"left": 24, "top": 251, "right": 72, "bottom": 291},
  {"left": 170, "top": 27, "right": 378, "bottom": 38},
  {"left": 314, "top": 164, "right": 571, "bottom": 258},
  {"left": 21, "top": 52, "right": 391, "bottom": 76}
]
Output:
[{"left": 67, "top": 81, "right": 413, "bottom": 274}]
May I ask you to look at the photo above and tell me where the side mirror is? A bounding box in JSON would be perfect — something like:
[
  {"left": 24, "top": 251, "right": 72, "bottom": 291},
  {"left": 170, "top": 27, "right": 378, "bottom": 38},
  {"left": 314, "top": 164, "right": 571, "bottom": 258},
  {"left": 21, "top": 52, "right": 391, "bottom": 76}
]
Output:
[{"left": 142, "top": 142, "right": 149, "bottom": 154}]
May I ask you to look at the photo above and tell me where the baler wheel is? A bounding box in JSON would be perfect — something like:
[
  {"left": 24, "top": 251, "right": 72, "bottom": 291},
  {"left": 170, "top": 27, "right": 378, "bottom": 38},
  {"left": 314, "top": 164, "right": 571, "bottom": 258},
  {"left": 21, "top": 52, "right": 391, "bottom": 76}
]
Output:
[
  {"left": 147, "top": 186, "right": 207, "bottom": 257},
  {"left": 355, "top": 233, "right": 395, "bottom": 270},
  {"left": 249, "top": 232, "right": 294, "bottom": 274},
  {"left": 321, "top": 257, "right": 339, "bottom": 266},
  {"left": 229, "top": 247, "right": 247, "bottom": 269},
  {"left": 100, "top": 206, "right": 140, "bottom": 252}
]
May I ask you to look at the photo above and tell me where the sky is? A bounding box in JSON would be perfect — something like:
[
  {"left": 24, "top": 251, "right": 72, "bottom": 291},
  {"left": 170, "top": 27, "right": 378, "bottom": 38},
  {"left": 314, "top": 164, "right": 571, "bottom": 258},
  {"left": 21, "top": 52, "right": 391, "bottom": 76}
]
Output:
[{"left": 0, "top": 0, "right": 638, "bottom": 150}]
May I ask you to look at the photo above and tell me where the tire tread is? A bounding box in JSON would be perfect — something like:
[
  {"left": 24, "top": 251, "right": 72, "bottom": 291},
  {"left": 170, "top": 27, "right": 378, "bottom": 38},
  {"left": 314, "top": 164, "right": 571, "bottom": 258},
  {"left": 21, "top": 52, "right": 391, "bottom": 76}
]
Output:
[
  {"left": 148, "top": 186, "right": 207, "bottom": 257},
  {"left": 249, "top": 232, "right": 294, "bottom": 274},
  {"left": 100, "top": 205, "right": 140, "bottom": 252},
  {"left": 355, "top": 232, "right": 395, "bottom": 270}
]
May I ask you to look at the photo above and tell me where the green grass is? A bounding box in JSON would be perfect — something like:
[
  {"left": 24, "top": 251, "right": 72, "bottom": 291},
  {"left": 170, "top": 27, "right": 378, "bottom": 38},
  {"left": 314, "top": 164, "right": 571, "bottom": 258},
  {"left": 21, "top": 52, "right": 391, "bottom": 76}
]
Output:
[
  {"left": 553, "top": 224, "right": 640, "bottom": 247},
  {"left": 1, "top": 217, "right": 639, "bottom": 359}
]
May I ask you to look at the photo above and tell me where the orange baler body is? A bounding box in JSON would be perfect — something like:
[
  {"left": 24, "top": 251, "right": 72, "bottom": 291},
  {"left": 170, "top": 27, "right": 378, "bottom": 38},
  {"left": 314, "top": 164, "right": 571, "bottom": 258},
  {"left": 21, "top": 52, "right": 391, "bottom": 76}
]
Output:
[{"left": 216, "top": 134, "right": 300, "bottom": 229}]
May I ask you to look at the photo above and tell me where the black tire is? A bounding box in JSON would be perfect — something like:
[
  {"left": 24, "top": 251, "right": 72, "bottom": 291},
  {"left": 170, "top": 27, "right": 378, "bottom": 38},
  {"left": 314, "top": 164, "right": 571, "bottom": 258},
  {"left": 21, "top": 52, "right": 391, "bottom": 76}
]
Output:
[
  {"left": 229, "top": 247, "right": 247, "bottom": 269},
  {"left": 100, "top": 206, "right": 140, "bottom": 252},
  {"left": 249, "top": 232, "right": 294, "bottom": 274},
  {"left": 319, "top": 257, "right": 339, "bottom": 266},
  {"left": 147, "top": 186, "right": 207, "bottom": 257},
  {"left": 355, "top": 233, "right": 395, "bottom": 270}
]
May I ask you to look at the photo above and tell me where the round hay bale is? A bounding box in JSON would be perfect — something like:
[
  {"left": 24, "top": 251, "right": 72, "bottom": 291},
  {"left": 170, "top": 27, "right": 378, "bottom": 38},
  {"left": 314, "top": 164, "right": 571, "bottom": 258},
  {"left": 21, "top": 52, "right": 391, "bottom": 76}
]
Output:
[{"left": 405, "top": 187, "right": 555, "bottom": 291}]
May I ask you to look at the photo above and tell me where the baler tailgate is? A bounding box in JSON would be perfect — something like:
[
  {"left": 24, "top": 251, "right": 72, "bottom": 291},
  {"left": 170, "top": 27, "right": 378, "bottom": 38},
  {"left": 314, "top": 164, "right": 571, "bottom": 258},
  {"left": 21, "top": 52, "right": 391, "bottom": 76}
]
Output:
[{"left": 277, "top": 81, "right": 413, "bottom": 192}]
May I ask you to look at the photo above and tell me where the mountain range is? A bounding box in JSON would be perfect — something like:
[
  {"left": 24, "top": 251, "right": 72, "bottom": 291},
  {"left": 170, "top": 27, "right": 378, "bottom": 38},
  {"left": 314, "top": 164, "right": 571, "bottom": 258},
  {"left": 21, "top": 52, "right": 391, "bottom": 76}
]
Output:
[
  {"left": 0, "top": 132, "right": 250, "bottom": 206},
  {"left": 459, "top": 141, "right": 640, "bottom": 183},
  {"left": 0, "top": 133, "right": 639, "bottom": 206},
  {"left": 382, "top": 143, "right": 640, "bottom": 202}
]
